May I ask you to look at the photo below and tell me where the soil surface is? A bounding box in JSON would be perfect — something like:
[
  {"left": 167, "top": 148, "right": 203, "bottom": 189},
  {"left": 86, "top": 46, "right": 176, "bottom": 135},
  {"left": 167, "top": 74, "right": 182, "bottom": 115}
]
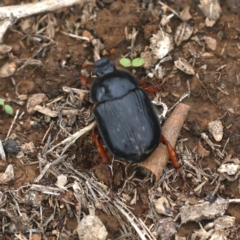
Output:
[{"left": 0, "top": 0, "right": 240, "bottom": 239}]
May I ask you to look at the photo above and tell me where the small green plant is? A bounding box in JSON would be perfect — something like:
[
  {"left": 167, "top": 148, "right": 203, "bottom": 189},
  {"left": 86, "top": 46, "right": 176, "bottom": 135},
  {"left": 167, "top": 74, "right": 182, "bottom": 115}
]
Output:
[
  {"left": 120, "top": 57, "right": 145, "bottom": 68},
  {"left": 0, "top": 98, "right": 13, "bottom": 115}
]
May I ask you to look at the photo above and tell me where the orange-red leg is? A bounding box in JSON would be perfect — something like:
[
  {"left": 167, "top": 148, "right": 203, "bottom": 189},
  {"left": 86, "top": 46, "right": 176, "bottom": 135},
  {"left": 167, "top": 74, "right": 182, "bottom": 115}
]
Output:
[
  {"left": 92, "top": 124, "right": 114, "bottom": 196},
  {"left": 92, "top": 124, "right": 109, "bottom": 164},
  {"left": 79, "top": 76, "right": 92, "bottom": 89},
  {"left": 160, "top": 135, "right": 181, "bottom": 169},
  {"left": 139, "top": 79, "right": 158, "bottom": 93},
  {"left": 161, "top": 135, "right": 200, "bottom": 196}
]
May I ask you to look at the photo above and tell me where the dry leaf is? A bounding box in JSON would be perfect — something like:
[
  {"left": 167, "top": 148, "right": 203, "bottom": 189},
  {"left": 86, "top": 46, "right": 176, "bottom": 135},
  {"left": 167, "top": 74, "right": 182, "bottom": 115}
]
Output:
[
  {"left": 0, "top": 61, "right": 17, "bottom": 78},
  {"left": 0, "top": 165, "right": 14, "bottom": 184},
  {"left": 174, "top": 58, "right": 195, "bottom": 75},
  {"left": 26, "top": 93, "right": 48, "bottom": 114},
  {"left": 19, "top": 17, "right": 35, "bottom": 32},
  {"left": 214, "top": 215, "right": 235, "bottom": 229},
  {"left": 174, "top": 22, "right": 194, "bottom": 46},
  {"left": 21, "top": 142, "right": 36, "bottom": 156},
  {"left": 153, "top": 197, "right": 173, "bottom": 216},
  {"left": 180, "top": 6, "right": 192, "bottom": 21},
  {"left": 0, "top": 44, "right": 12, "bottom": 58},
  {"left": 150, "top": 29, "right": 174, "bottom": 59},
  {"left": 192, "top": 215, "right": 235, "bottom": 239},
  {"left": 179, "top": 197, "right": 229, "bottom": 224},
  {"left": 198, "top": 0, "right": 222, "bottom": 27},
  {"left": 196, "top": 141, "right": 210, "bottom": 157}
]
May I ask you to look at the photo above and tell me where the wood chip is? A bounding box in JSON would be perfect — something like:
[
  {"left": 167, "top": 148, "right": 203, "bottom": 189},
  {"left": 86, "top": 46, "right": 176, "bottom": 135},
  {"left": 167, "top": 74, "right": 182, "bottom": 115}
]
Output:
[{"left": 34, "top": 105, "right": 58, "bottom": 117}]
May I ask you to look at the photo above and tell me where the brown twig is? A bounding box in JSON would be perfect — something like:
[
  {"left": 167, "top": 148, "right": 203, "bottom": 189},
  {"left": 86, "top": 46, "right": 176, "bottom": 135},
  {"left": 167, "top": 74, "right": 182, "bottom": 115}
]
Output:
[{"left": 139, "top": 103, "right": 190, "bottom": 181}]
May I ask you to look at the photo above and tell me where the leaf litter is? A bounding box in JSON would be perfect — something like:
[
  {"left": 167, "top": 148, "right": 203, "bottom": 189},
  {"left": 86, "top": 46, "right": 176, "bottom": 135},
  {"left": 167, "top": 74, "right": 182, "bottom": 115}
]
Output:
[{"left": 0, "top": 0, "right": 240, "bottom": 239}]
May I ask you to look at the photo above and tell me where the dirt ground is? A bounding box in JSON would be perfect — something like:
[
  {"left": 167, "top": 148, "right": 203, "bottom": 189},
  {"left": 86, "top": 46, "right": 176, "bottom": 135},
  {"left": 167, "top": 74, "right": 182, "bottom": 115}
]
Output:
[{"left": 0, "top": 0, "right": 240, "bottom": 239}]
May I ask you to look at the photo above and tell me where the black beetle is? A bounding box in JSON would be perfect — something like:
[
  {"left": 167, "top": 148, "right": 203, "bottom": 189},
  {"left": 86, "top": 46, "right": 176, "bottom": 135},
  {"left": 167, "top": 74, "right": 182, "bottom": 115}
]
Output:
[{"left": 90, "top": 57, "right": 161, "bottom": 163}]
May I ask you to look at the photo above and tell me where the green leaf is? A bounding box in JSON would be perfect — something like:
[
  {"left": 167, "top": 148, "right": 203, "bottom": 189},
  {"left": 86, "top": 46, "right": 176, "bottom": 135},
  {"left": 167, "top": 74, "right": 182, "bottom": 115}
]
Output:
[
  {"left": 4, "top": 105, "right": 13, "bottom": 115},
  {"left": 119, "top": 58, "right": 132, "bottom": 67},
  {"left": 0, "top": 98, "right": 4, "bottom": 106},
  {"left": 132, "top": 58, "right": 145, "bottom": 67}
]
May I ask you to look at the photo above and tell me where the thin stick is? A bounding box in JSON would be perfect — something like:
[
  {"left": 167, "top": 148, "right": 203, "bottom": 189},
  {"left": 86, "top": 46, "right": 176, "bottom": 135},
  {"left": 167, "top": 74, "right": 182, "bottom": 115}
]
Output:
[
  {"left": 5, "top": 109, "right": 19, "bottom": 140},
  {"left": 46, "top": 122, "right": 95, "bottom": 154},
  {"left": 114, "top": 201, "right": 151, "bottom": 240},
  {"left": 158, "top": 1, "right": 182, "bottom": 19},
  {"left": 60, "top": 31, "right": 90, "bottom": 42},
  {"left": 0, "top": 0, "right": 92, "bottom": 43},
  {"left": 0, "top": 140, "right": 6, "bottom": 161},
  {"left": 168, "top": 93, "right": 189, "bottom": 112}
]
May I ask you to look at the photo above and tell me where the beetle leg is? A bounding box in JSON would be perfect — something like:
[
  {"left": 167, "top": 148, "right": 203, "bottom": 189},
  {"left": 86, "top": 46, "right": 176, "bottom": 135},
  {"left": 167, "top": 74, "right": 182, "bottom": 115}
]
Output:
[
  {"left": 160, "top": 135, "right": 181, "bottom": 169},
  {"left": 92, "top": 124, "right": 109, "bottom": 164},
  {"left": 161, "top": 135, "right": 200, "bottom": 196},
  {"left": 92, "top": 124, "right": 114, "bottom": 194},
  {"left": 79, "top": 76, "right": 92, "bottom": 89},
  {"left": 139, "top": 79, "right": 158, "bottom": 93}
]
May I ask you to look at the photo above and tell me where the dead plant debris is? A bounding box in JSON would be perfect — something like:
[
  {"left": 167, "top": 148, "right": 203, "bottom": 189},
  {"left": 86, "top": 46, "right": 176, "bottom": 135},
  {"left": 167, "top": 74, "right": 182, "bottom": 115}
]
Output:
[{"left": 0, "top": 0, "right": 240, "bottom": 239}]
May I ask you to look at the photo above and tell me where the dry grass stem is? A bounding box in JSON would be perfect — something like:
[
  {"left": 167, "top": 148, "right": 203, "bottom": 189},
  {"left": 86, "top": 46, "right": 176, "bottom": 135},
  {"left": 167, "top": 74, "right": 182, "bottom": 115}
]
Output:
[
  {"left": 0, "top": 0, "right": 92, "bottom": 42},
  {"left": 46, "top": 121, "right": 95, "bottom": 154},
  {"left": 5, "top": 109, "right": 19, "bottom": 140},
  {"left": 0, "top": 140, "right": 6, "bottom": 161}
]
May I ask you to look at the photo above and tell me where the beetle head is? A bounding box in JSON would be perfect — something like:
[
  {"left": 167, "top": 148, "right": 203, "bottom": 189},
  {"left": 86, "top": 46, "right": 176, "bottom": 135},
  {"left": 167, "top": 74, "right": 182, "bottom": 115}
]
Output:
[{"left": 94, "top": 57, "right": 115, "bottom": 77}]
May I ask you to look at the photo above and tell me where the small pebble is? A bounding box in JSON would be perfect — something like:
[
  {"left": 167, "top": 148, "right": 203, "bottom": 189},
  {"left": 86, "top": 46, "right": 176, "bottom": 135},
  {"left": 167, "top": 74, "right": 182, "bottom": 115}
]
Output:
[
  {"left": 0, "top": 61, "right": 17, "bottom": 78},
  {"left": 77, "top": 215, "right": 108, "bottom": 240},
  {"left": 3, "top": 140, "right": 19, "bottom": 154},
  {"left": 208, "top": 119, "right": 223, "bottom": 142},
  {"left": 11, "top": 43, "right": 22, "bottom": 55},
  {"left": 205, "top": 36, "right": 217, "bottom": 51}
]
